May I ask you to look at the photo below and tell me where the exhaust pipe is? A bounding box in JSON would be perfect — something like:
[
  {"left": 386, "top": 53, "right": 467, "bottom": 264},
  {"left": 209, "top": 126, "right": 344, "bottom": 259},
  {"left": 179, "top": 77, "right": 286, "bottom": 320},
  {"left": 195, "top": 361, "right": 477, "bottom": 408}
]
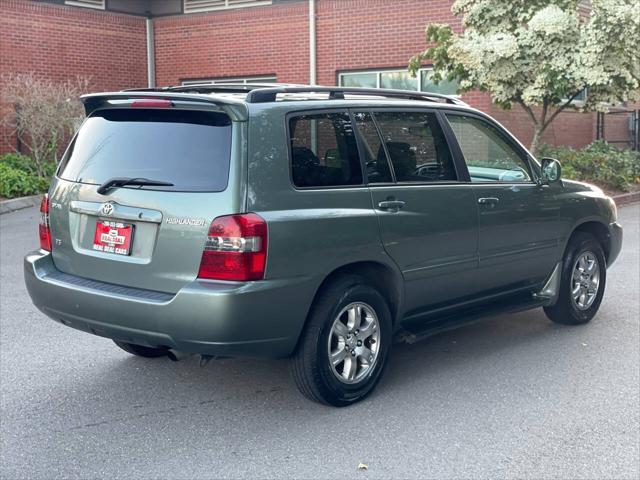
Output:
[{"left": 167, "top": 349, "right": 190, "bottom": 362}]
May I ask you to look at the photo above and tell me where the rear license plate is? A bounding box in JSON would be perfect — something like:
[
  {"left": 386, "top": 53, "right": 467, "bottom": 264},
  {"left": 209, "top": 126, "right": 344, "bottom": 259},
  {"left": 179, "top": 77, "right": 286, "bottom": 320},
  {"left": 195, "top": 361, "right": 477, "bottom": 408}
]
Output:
[{"left": 93, "top": 221, "right": 134, "bottom": 256}]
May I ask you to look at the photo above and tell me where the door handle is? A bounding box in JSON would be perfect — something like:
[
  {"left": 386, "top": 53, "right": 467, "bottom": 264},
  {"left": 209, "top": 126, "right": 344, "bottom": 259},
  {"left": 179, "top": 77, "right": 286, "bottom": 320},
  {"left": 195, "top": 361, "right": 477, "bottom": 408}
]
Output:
[
  {"left": 377, "top": 200, "right": 406, "bottom": 211},
  {"left": 478, "top": 197, "right": 500, "bottom": 205}
]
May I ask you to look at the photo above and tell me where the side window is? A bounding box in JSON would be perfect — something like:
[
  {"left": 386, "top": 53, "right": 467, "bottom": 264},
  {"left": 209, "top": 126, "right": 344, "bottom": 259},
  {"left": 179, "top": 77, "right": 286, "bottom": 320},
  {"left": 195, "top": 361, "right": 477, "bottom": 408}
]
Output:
[
  {"left": 373, "top": 111, "right": 457, "bottom": 182},
  {"left": 446, "top": 114, "right": 532, "bottom": 183},
  {"left": 289, "top": 112, "right": 362, "bottom": 188},
  {"left": 353, "top": 112, "right": 392, "bottom": 183}
]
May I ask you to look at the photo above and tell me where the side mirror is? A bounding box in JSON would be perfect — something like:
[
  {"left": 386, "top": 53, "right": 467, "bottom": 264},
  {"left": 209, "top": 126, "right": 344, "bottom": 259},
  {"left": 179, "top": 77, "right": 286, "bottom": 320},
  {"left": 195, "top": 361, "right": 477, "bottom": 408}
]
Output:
[{"left": 540, "top": 157, "right": 562, "bottom": 185}]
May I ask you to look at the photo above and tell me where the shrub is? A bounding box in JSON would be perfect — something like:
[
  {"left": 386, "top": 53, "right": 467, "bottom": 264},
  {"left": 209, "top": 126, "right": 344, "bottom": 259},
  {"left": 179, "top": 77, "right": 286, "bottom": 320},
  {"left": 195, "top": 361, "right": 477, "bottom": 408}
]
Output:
[
  {"left": 0, "top": 154, "right": 51, "bottom": 199},
  {"left": 1, "top": 73, "right": 89, "bottom": 177},
  {"left": 539, "top": 141, "right": 640, "bottom": 192}
]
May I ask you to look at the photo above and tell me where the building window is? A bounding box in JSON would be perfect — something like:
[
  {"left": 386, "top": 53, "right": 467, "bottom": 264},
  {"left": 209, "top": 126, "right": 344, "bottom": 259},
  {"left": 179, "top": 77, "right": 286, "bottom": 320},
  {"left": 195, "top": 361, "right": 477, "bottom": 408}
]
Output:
[
  {"left": 183, "top": 0, "right": 272, "bottom": 14},
  {"left": 181, "top": 76, "right": 277, "bottom": 86},
  {"left": 568, "top": 88, "right": 588, "bottom": 103},
  {"left": 339, "top": 68, "right": 459, "bottom": 96},
  {"left": 65, "top": 0, "right": 105, "bottom": 9}
]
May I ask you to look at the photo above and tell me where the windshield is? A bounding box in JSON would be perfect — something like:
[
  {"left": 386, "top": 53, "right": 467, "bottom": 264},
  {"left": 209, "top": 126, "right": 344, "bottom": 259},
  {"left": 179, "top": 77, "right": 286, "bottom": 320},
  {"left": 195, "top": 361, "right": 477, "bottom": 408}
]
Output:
[{"left": 59, "top": 109, "right": 232, "bottom": 192}]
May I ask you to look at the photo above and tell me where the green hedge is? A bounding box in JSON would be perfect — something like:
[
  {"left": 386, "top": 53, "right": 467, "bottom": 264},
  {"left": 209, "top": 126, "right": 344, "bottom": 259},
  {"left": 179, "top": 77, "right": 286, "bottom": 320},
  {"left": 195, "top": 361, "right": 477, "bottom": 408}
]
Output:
[
  {"left": 0, "top": 154, "right": 52, "bottom": 199},
  {"left": 539, "top": 141, "right": 640, "bottom": 192}
]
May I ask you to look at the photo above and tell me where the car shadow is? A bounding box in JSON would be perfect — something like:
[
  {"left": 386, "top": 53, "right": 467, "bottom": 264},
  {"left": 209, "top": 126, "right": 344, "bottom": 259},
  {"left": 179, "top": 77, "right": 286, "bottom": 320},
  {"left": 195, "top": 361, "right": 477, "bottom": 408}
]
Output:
[{"left": 29, "top": 306, "right": 581, "bottom": 432}]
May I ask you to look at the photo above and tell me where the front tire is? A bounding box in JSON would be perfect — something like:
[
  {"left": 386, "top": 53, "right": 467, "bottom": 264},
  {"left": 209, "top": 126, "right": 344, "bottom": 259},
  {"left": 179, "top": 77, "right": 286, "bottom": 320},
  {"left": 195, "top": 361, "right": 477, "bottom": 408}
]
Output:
[
  {"left": 291, "top": 276, "right": 392, "bottom": 407},
  {"left": 113, "top": 340, "right": 169, "bottom": 358},
  {"left": 544, "top": 232, "right": 606, "bottom": 325}
]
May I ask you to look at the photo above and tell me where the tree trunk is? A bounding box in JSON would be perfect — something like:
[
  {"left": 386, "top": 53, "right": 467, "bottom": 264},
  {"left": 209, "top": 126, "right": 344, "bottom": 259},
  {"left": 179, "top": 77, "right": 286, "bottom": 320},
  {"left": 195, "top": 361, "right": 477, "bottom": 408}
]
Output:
[{"left": 530, "top": 124, "right": 544, "bottom": 155}]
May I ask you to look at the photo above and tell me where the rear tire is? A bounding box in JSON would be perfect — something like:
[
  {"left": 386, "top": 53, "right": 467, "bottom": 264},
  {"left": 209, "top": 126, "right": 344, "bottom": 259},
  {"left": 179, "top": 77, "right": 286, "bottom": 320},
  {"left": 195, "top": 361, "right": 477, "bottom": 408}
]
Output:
[
  {"left": 291, "top": 276, "right": 392, "bottom": 407},
  {"left": 113, "top": 340, "right": 169, "bottom": 358},
  {"left": 544, "top": 232, "right": 606, "bottom": 325}
]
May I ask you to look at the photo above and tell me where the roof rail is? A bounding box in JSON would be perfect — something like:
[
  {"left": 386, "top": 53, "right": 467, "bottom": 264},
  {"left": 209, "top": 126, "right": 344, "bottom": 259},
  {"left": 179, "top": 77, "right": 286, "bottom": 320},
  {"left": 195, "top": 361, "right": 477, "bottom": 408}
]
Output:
[
  {"left": 122, "top": 83, "right": 305, "bottom": 95},
  {"left": 120, "top": 84, "right": 467, "bottom": 106},
  {"left": 122, "top": 84, "right": 257, "bottom": 94},
  {"left": 244, "top": 86, "right": 467, "bottom": 106}
]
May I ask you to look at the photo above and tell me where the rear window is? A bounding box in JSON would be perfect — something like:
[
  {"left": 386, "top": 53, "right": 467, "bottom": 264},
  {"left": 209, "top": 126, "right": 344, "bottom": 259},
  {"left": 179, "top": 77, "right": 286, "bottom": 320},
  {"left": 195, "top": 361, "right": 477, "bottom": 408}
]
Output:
[{"left": 59, "top": 109, "right": 232, "bottom": 192}]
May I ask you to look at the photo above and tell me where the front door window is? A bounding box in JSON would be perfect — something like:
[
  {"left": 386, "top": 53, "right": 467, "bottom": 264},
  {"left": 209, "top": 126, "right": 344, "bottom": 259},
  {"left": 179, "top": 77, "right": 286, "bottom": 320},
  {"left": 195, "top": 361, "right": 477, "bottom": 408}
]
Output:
[{"left": 446, "top": 114, "right": 532, "bottom": 183}]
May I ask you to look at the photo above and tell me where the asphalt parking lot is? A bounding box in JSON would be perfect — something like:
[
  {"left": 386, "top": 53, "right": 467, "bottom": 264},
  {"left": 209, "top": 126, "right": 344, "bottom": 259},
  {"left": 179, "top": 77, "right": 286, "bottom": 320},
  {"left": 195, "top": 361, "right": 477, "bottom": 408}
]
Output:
[{"left": 1, "top": 203, "right": 638, "bottom": 479}]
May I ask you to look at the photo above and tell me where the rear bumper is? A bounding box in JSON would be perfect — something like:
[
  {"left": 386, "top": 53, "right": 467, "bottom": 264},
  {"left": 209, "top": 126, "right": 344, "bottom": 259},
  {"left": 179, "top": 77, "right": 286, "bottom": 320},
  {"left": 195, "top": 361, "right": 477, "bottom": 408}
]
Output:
[
  {"left": 608, "top": 222, "right": 623, "bottom": 266},
  {"left": 24, "top": 251, "right": 318, "bottom": 358}
]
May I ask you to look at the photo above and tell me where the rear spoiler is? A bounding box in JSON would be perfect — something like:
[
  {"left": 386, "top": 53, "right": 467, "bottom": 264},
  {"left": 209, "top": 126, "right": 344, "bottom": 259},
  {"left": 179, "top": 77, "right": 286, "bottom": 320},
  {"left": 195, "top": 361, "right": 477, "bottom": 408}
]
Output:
[{"left": 80, "top": 91, "right": 249, "bottom": 121}]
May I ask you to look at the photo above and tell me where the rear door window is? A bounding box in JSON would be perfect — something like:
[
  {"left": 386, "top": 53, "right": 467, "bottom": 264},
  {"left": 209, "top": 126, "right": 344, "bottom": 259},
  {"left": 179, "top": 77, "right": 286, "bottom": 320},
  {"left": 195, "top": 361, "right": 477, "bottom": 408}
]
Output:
[
  {"left": 289, "top": 112, "right": 363, "bottom": 188},
  {"left": 59, "top": 109, "right": 232, "bottom": 192},
  {"left": 353, "top": 112, "right": 393, "bottom": 183},
  {"left": 372, "top": 111, "right": 457, "bottom": 183}
]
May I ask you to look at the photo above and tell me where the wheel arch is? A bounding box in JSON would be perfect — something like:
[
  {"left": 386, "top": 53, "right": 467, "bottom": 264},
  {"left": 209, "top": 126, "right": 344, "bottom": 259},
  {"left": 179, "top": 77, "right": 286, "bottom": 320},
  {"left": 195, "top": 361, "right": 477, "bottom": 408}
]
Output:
[
  {"left": 566, "top": 220, "right": 612, "bottom": 264},
  {"left": 311, "top": 261, "right": 404, "bottom": 327}
]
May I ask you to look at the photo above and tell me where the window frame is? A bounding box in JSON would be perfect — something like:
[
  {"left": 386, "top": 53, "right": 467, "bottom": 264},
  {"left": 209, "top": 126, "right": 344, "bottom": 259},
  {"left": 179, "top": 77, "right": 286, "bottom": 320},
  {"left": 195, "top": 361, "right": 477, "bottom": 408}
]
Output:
[
  {"left": 286, "top": 109, "right": 367, "bottom": 191},
  {"left": 183, "top": 0, "right": 272, "bottom": 14},
  {"left": 181, "top": 75, "right": 277, "bottom": 86},
  {"left": 350, "top": 107, "right": 467, "bottom": 187},
  {"left": 441, "top": 110, "right": 539, "bottom": 185},
  {"left": 65, "top": 0, "right": 105, "bottom": 9},
  {"left": 338, "top": 67, "right": 460, "bottom": 96}
]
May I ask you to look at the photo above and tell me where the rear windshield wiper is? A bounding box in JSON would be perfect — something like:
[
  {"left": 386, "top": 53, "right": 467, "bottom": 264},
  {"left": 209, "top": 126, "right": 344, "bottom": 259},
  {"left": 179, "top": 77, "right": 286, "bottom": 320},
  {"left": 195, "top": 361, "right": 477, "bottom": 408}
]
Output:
[{"left": 97, "top": 177, "right": 174, "bottom": 195}]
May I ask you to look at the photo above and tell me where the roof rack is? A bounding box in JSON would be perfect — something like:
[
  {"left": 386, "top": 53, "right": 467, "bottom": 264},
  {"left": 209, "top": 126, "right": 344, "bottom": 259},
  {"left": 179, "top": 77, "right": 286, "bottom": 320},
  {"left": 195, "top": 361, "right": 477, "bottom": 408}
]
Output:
[
  {"left": 122, "top": 83, "right": 304, "bottom": 94},
  {"left": 244, "top": 86, "right": 467, "bottom": 106},
  {"left": 121, "top": 84, "right": 467, "bottom": 106},
  {"left": 122, "top": 84, "right": 256, "bottom": 94}
]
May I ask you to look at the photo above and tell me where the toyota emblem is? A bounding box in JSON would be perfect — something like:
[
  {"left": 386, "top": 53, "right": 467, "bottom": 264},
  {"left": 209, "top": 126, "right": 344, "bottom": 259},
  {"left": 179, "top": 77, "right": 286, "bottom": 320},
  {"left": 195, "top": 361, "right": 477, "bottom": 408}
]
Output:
[{"left": 100, "top": 203, "right": 114, "bottom": 216}]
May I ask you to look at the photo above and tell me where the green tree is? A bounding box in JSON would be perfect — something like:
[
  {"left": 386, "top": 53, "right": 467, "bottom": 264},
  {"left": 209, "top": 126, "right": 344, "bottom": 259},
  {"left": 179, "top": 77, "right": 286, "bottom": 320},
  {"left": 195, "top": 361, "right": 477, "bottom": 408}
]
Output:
[{"left": 409, "top": 0, "right": 640, "bottom": 153}]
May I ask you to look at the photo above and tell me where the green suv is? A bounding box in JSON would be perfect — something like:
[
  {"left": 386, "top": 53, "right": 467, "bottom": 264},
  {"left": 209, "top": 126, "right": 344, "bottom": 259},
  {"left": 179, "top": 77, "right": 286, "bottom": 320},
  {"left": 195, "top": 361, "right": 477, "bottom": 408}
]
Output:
[{"left": 24, "top": 84, "right": 622, "bottom": 406}]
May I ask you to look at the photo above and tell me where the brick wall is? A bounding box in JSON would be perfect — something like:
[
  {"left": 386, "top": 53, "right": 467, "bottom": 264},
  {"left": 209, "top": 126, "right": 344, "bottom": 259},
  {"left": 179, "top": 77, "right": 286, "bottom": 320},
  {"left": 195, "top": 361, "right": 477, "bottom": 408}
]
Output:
[
  {"left": 0, "top": 0, "right": 147, "bottom": 152},
  {"left": 314, "top": 0, "right": 460, "bottom": 86},
  {"left": 153, "top": 2, "right": 310, "bottom": 86},
  {"left": 490, "top": 105, "right": 597, "bottom": 150},
  {"left": 1, "top": 0, "right": 607, "bottom": 154},
  {"left": 151, "top": 0, "right": 598, "bottom": 149}
]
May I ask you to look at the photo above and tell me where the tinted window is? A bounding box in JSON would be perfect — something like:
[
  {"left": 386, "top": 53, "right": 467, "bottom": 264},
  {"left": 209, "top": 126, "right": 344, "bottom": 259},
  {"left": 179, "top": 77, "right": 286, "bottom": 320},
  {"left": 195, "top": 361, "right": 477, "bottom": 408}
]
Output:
[
  {"left": 289, "top": 112, "right": 362, "bottom": 188},
  {"left": 373, "top": 111, "right": 457, "bottom": 182},
  {"left": 59, "top": 109, "right": 232, "bottom": 192},
  {"left": 446, "top": 114, "right": 532, "bottom": 183},
  {"left": 353, "top": 112, "right": 392, "bottom": 183}
]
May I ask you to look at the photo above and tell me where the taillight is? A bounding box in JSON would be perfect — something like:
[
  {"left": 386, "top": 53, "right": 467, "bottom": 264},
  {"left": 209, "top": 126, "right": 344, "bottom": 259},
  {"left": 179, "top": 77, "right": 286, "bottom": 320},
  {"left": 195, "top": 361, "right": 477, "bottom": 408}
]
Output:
[
  {"left": 131, "top": 99, "right": 173, "bottom": 108},
  {"left": 39, "top": 194, "right": 52, "bottom": 251},
  {"left": 197, "top": 213, "right": 267, "bottom": 281}
]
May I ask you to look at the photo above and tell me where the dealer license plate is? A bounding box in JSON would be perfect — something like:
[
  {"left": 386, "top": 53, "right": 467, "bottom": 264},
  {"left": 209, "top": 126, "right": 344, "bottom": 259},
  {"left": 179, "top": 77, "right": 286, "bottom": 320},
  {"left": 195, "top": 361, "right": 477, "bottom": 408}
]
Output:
[{"left": 93, "top": 221, "right": 134, "bottom": 256}]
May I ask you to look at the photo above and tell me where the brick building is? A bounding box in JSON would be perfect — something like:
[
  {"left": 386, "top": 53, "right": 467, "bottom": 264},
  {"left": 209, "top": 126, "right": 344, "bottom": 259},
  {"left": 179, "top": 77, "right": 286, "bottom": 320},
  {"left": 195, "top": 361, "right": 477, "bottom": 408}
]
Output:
[{"left": 0, "top": 0, "right": 631, "bottom": 153}]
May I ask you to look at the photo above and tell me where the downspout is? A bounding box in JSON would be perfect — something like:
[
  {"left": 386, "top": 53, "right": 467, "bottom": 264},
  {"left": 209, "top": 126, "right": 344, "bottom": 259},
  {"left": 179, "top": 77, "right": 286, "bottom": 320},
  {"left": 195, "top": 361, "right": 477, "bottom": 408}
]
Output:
[
  {"left": 309, "top": 0, "right": 316, "bottom": 86},
  {"left": 146, "top": 17, "right": 156, "bottom": 88}
]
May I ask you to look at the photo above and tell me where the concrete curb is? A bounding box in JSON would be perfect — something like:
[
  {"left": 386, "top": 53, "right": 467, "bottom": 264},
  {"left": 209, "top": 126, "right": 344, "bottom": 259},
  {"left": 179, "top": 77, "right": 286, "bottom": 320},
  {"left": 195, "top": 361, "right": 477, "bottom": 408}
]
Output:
[
  {"left": 0, "top": 194, "right": 43, "bottom": 215},
  {"left": 612, "top": 191, "right": 640, "bottom": 206}
]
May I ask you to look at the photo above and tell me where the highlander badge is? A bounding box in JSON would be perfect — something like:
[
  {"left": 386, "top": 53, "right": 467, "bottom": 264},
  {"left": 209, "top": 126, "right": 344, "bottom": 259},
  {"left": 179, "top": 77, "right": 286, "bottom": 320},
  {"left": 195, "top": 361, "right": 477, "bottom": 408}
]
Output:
[{"left": 166, "top": 217, "right": 206, "bottom": 226}]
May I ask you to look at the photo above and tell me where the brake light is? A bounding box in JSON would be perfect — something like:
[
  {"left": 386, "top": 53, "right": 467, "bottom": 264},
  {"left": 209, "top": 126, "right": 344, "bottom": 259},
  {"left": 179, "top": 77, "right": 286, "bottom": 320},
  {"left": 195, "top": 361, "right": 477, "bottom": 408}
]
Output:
[
  {"left": 131, "top": 99, "right": 172, "bottom": 108},
  {"left": 39, "top": 194, "right": 52, "bottom": 251},
  {"left": 197, "top": 213, "right": 267, "bottom": 281}
]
